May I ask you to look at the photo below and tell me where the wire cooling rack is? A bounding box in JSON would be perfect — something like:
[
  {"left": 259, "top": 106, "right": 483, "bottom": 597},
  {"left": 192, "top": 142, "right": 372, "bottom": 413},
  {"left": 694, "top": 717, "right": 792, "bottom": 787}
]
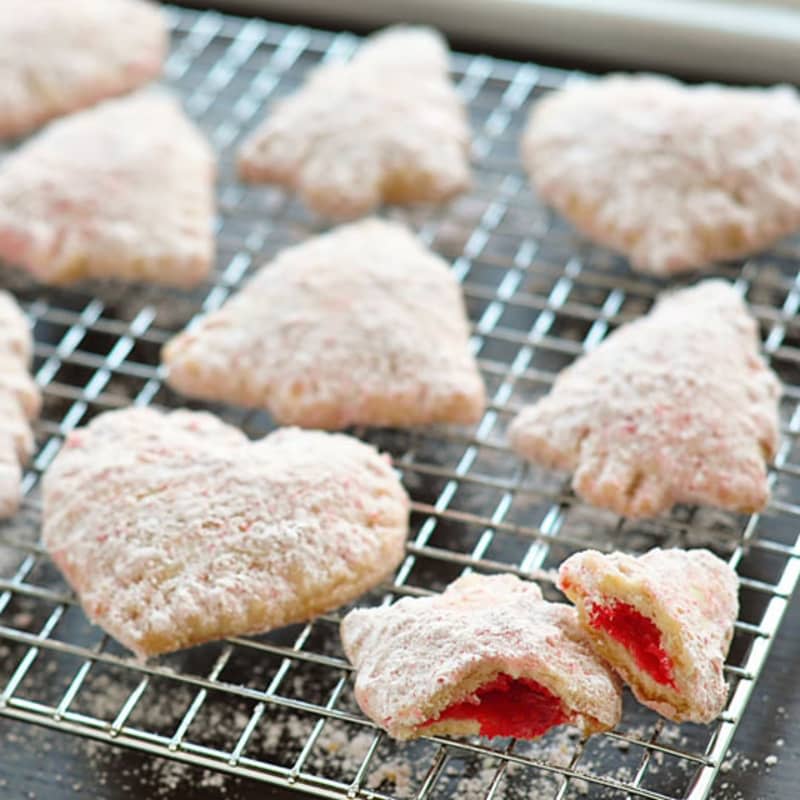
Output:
[{"left": 2, "top": 5, "right": 800, "bottom": 799}]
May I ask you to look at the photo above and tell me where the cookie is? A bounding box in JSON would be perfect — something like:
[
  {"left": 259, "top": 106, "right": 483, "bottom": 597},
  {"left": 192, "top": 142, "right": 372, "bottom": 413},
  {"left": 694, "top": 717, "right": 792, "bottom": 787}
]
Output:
[
  {"left": 0, "top": 91, "right": 215, "bottom": 287},
  {"left": 509, "top": 280, "right": 780, "bottom": 517},
  {"left": 0, "top": 291, "right": 40, "bottom": 518},
  {"left": 0, "top": 0, "right": 166, "bottom": 139},
  {"left": 522, "top": 74, "right": 800, "bottom": 274},
  {"left": 163, "top": 218, "right": 485, "bottom": 428},
  {"left": 238, "top": 26, "right": 470, "bottom": 218},
  {"left": 340, "top": 573, "right": 622, "bottom": 741},
  {"left": 42, "top": 408, "right": 409, "bottom": 658},
  {"left": 558, "top": 548, "right": 738, "bottom": 724}
]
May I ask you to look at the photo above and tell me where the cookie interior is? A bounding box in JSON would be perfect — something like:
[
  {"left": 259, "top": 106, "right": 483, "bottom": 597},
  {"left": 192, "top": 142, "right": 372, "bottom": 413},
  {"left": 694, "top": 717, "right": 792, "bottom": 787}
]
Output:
[
  {"left": 563, "top": 584, "right": 695, "bottom": 720},
  {"left": 588, "top": 601, "right": 676, "bottom": 689},
  {"left": 421, "top": 673, "right": 569, "bottom": 739}
]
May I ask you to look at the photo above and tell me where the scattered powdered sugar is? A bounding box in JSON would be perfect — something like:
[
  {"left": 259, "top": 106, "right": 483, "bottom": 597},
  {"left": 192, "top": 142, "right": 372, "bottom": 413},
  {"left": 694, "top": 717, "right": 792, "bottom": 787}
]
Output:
[
  {"left": 0, "top": 602, "right": 780, "bottom": 800},
  {"left": 717, "top": 782, "right": 744, "bottom": 800},
  {"left": 199, "top": 771, "right": 225, "bottom": 789},
  {"left": 367, "top": 761, "right": 413, "bottom": 795},
  {"left": 0, "top": 702, "right": 777, "bottom": 799},
  {"left": 721, "top": 751, "right": 755, "bottom": 774},
  {"left": 313, "top": 722, "right": 415, "bottom": 797},
  {"left": 318, "top": 726, "right": 374, "bottom": 758}
]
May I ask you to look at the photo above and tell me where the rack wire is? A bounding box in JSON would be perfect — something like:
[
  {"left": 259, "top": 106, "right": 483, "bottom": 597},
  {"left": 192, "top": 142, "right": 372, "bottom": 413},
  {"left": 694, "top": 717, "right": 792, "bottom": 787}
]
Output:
[{"left": 1, "top": 5, "right": 800, "bottom": 799}]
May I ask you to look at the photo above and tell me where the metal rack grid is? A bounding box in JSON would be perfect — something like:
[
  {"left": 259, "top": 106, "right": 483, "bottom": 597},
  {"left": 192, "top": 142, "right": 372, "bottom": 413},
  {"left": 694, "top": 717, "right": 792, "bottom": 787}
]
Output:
[{"left": 1, "top": 5, "right": 800, "bottom": 799}]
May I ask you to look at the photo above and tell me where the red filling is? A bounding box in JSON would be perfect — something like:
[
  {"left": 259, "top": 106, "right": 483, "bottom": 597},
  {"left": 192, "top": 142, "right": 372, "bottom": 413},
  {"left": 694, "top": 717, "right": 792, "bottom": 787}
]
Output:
[
  {"left": 421, "top": 674, "right": 568, "bottom": 739},
  {"left": 589, "top": 601, "right": 676, "bottom": 689}
]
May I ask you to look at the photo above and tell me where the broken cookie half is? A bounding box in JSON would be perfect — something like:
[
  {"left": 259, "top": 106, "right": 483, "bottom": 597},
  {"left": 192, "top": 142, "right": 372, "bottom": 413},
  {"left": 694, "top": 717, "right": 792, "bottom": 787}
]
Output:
[
  {"left": 509, "top": 280, "right": 780, "bottom": 517},
  {"left": 341, "top": 573, "right": 622, "bottom": 740},
  {"left": 558, "top": 548, "right": 738, "bottom": 724}
]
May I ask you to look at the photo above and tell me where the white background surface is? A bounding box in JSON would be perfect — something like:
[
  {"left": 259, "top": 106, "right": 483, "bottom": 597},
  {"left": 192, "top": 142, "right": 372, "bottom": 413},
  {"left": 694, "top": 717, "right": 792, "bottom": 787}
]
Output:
[{"left": 208, "top": 0, "right": 800, "bottom": 82}]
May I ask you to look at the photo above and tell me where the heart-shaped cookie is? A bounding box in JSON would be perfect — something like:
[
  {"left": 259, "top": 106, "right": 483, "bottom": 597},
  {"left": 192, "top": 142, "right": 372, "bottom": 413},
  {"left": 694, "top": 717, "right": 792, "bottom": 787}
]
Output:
[
  {"left": 238, "top": 26, "right": 470, "bottom": 219},
  {"left": 42, "top": 408, "right": 409, "bottom": 658},
  {"left": 0, "top": 91, "right": 215, "bottom": 287},
  {"left": 162, "top": 219, "right": 485, "bottom": 428},
  {"left": 509, "top": 281, "right": 780, "bottom": 517},
  {"left": 523, "top": 74, "right": 800, "bottom": 274},
  {"left": 0, "top": 291, "right": 40, "bottom": 518},
  {"left": 0, "top": 0, "right": 166, "bottom": 139}
]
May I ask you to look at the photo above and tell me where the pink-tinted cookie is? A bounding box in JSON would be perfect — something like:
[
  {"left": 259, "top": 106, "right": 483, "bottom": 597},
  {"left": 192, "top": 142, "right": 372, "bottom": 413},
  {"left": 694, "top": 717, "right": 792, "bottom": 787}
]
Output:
[
  {"left": 42, "top": 408, "right": 409, "bottom": 658},
  {"left": 0, "top": 91, "right": 215, "bottom": 287},
  {"left": 522, "top": 74, "right": 800, "bottom": 274},
  {"left": 558, "top": 548, "right": 738, "bottom": 724},
  {"left": 0, "top": 291, "right": 40, "bottom": 518},
  {"left": 0, "top": 0, "right": 167, "bottom": 139},
  {"left": 340, "top": 573, "right": 622, "bottom": 740},
  {"left": 163, "top": 218, "right": 485, "bottom": 428},
  {"left": 509, "top": 280, "right": 780, "bottom": 517},
  {"left": 238, "top": 26, "right": 470, "bottom": 219}
]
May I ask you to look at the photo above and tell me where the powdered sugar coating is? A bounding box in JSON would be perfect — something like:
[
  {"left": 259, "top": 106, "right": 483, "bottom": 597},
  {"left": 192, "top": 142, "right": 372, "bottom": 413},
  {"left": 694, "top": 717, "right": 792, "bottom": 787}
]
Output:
[
  {"left": 42, "top": 407, "right": 409, "bottom": 658},
  {"left": 0, "top": 291, "right": 40, "bottom": 518},
  {"left": 163, "top": 218, "right": 485, "bottom": 428},
  {"left": 0, "top": 91, "right": 215, "bottom": 287},
  {"left": 522, "top": 74, "right": 800, "bottom": 275},
  {"left": 237, "top": 26, "right": 470, "bottom": 219},
  {"left": 0, "top": 0, "right": 166, "bottom": 139},
  {"left": 558, "top": 548, "right": 738, "bottom": 723},
  {"left": 509, "top": 280, "right": 780, "bottom": 517},
  {"left": 341, "top": 573, "right": 622, "bottom": 740}
]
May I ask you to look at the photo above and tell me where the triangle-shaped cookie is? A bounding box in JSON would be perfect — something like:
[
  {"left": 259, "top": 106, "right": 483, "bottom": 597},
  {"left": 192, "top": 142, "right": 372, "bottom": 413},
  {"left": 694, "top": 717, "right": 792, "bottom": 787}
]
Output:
[
  {"left": 341, "top": 573, "right": 622, "bottom": 740},
  {"left": 163, "top": 219, "right": 485, "bottom": 428},
  {"left": 523, "top": 74, "right": 800, "bottom": 274},
  {"left": 0, "top": 291, "right": 40, "bottom": 518},
  {"left": 1, "top": 0, "right": 167, "bottom": 139},
  {"left": 238, "top": 26, "right": 470, "bottom": 219},
  {"left": 42, "top": 407, "right": 409, "bottom": 658},
  {"left": 558, "top": 548, "right": 738, "bottom": 723},
  {"left": 0, "top": 91, "right": 215, "bottom": 287},
  {"left": 509, "top": 280, "right": 780, "bottom": 517}
]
